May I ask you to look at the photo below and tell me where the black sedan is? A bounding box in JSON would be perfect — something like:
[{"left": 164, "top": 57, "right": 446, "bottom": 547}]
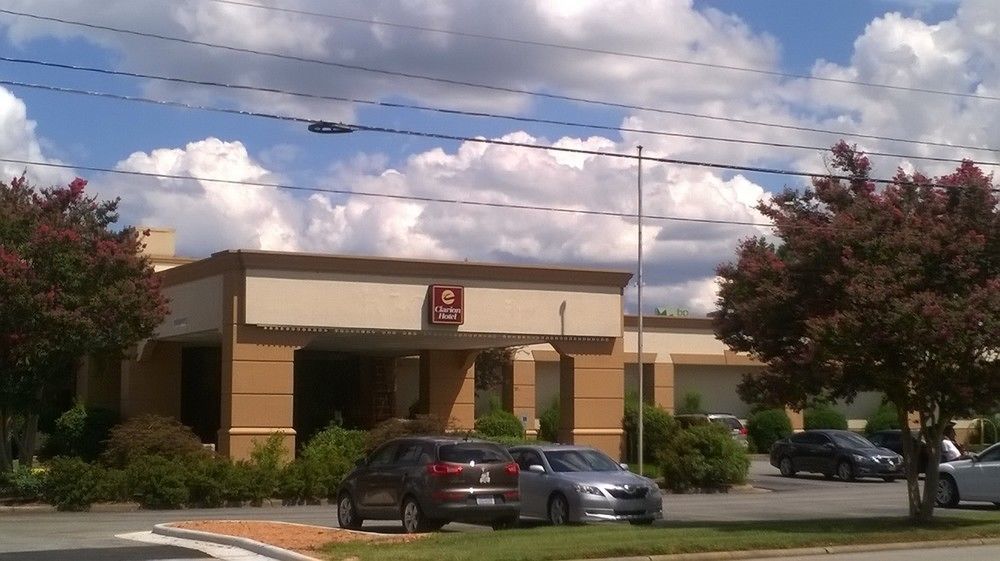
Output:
[{"left": 770, "top": 429, "right": 903, "bottom": 482}]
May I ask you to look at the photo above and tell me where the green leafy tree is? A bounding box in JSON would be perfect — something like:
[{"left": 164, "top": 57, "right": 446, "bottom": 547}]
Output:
[
  {"left": 715, "top": 143, "right": 1000, "bottom": 522},
  {"left": 0, "top": 176, "right": 167, "bottom": 471}
]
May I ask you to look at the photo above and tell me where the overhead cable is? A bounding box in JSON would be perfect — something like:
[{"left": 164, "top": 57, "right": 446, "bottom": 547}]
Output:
[
  {"left": 206, "top": 0, "right": 1000, "bottom": 104},
  {"left": 5, "top": 56, "right": 997, "bottom": 168},
  {"left": 2, "top": 8, "right": 997, "bottom": 155}
]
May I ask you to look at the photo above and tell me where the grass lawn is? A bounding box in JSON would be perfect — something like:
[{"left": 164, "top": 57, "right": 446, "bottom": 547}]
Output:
[{"left": 319, "top": 514, "right": 1000, "bottom": 561}]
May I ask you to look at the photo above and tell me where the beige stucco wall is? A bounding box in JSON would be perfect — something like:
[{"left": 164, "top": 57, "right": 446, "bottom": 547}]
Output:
[
  {"left": 673, "top": 364, "right": 759, "bottom": 417},
  {"left": 534, "top": 361, "right": 560, "bottom": 412},
  {"left": 244, "top": 270, "right": 622, "bottom": 337},
  {"left": 624, "top": 328, "right": 728, "bottom": 355},
  {"left": 156, "top": 275, "right": 223, "bottom": 338}
]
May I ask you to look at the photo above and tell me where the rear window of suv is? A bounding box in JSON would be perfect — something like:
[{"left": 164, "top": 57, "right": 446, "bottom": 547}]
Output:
[
  {"left": 438, "top": 443, "right": 510, "bottom": 464},
  {"left": 711, "top": 416, "right": 743, "bottom": 431}
]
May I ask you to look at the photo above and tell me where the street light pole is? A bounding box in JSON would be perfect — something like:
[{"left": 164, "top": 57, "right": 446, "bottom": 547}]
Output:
[{"left": 637, "top": 145, "right": 645, "bottom": 476}]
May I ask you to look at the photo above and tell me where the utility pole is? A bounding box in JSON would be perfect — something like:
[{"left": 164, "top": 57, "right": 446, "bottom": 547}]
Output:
[{"left": 637, "top": 145, "right": 645, "bottom": 476}]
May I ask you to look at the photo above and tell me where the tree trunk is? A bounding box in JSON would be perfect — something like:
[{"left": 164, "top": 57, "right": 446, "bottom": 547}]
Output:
[
  {"left": 0, "top": 404, "right": 12, "bottom": 472},
  {"left": 897, "top": 406, "right": 923, "bottom": 520},
  {"left": 16, "top": 412, "right": 38, "bottom": 468},
  {"left": 918, "top": 434, "right": 945, "bottom": 524}
]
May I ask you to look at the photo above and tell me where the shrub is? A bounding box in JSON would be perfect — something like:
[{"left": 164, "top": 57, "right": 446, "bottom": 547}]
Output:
[
  {"left": 242, "top": 433, "right": 287, "bottom": 506},
  {"left": 125, "top": 455, "right": 189, "bottom": 509},
  {"left": 475, "top": 409, "right": 524, "bottom": 439},
  {"left": 659, "top": 424, "right": 749, "bottom": 492},
  {"left": 677, "top": 391, "right": 705, "bottom": 415},
  {"left": 804, "top": 403, "right": 848, "bottom": 430},
  {"left": 182, "top": 454, "right": 232, "bottom": 508},
  {"left": 365, "top": 416, "right": 450, "bottom": 452},
  {"left": 538, "top": 399, "right": 560, "bottom": 442},
  {"left": 864, "top": 403, "right": 902, "bottom": 436},
  {"left": 3, "top": 464, "right": 45, "bottom": 501},
  {"left": 41, "top": 402, "right": 119, "bottom": 461},
  {"left": 746, "top": 409, "right": 792, "bottom": 452},
  {"left": 623, "top": 399, "right": 677, "bottom": 463},
  {"left": 43, "top": 457, "right": 103, "bottom": 511},
  {"left": 298, "top": 425, "right": 365, "bottom": 501},
  {"left": 103, "top": 415, "right": 206, "bottom": 468}
]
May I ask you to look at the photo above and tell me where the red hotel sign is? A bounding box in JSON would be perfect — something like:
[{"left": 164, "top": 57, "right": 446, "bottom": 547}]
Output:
[{"left": 429, "top": 285, "right": 464, "bottom": 325}]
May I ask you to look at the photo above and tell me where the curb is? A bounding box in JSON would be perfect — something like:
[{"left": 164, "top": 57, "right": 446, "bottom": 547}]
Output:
[
  {"left": 0, "top": 502, "right": 142, "bottom": 514},
  {"left": 153, "top": 522, "right": 321, "bottom": 561},
  {"left": 562, "top": 537, "right": 1000, "bottom": 561}
]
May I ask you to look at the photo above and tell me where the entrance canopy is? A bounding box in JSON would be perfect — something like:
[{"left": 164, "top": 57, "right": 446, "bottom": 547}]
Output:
[{"left": 156, "top": 250, "right": 632, "bottom": 355}]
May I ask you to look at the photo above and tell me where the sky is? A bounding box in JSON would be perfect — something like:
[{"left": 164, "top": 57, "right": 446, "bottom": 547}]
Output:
[{"left": 1, "top": 0, "right": 996, "bottom": 315}]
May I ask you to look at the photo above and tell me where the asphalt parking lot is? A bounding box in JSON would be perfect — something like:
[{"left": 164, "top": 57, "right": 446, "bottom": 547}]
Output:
[{"left": 0, "top": 460, "right": 971, "bottom": 556}]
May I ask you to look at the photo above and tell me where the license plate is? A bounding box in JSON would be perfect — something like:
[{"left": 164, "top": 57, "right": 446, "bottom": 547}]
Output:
[{"left": 476, "top": 496, "right": 496, "bottom": 505}]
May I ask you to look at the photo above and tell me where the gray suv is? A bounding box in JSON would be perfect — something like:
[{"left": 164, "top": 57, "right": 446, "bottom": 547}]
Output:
[{"left": 337, "top": 437, "right": 521, "bottom": 532}]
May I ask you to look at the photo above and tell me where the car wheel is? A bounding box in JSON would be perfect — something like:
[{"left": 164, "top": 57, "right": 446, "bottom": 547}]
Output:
[
  {"left": 401, "top": 496, "right": 430, "bottom": 533},
  {"left": 882, "top": 476, "right": 896, "bottom": 483},
  {"left": 490, "top": 516, "right": 518, "bottom": 531},
  {"left": 778, "top": 457, "right": 796, "bottom": 477},
  {"left": 936, "top": 476, "right": 960, "bottom": 508},
  {"left": 548, "top": 493, "right": 570, "bottom": 526},
  {"left": 837, "top": 460, "right": 855, "bottom": 482},
  {"left": 337, "top": 492, "right": 363, "bottom": 530}
]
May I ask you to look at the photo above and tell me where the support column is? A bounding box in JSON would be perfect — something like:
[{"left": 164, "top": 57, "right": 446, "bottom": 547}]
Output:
[
  {"left": 418, "top": 350, "right": 478, "bottom": 430},
  {"left": 786, "top": 407, "right": 804, "bottom": 432},
  {"left": 120, "top": 342, "right": 182, "bottom": 419},
  {"left": 219, "top": 329, "right": 296, "bottom": 460},
  {"left": 502, "top": 357, "right": 537, "bottom": 438},
  {"left": 552, "top": 338, "right": 625, "bottom": 459},
  {"left": 642, "top": 362, "right": 675, "bottom": 412}
]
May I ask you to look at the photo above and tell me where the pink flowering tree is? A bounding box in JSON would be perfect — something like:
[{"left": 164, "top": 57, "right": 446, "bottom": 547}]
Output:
[
  {"left": 0, "top": 176, "right": 167, "bottom": 470},
  {"left": 714, "top": 143, "right": 1000, "bottom": 522}
]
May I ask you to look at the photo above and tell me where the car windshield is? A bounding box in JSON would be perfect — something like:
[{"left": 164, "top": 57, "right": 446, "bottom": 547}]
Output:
[
  {"left": 830, "top": 432, "right": 876, "bottom": 449},
  {"left": 438, "top": 443, "right": 509, "bottom": 464},
  {"left": 543, "top": 449, "right": 621, "bottom": 472},
  {"left": 712, "top": 417, "right": 742, "bottom": 430}
]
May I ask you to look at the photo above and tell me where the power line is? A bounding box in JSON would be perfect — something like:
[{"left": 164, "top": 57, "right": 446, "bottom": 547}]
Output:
[
  {"left": 0, "top": 156, "right": 774, "bottom": 228},
  {"left": 6, "top": 56, "right": 998, "bottom": 169},
  {"left": 9, "top": 78, "right": 990, "bottom": 192},
  {"left": 3, "top": 8, "right": 997, "bottom": 155},
  {"left": 205, "top": 0, "right": 1000, "bottom": 104}
]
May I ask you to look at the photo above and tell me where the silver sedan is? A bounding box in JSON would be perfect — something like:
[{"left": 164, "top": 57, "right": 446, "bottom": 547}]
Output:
[{"left": 509, "top": 444, "right": 663, "bottom": 525}]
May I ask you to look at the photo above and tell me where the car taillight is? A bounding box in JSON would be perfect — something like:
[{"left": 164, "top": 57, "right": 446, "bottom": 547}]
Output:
[
  {"left": 427, "top": 462, "right": 464, "bottom": 476},
  {"left": 503, "top": 490, "right": 519, "bottom": 501},
  {"left": 739, "top": 427, "right": 748, "bottom": 436},
  {"left": 505, "top": 462, "right": 520, "bottom": 476}
]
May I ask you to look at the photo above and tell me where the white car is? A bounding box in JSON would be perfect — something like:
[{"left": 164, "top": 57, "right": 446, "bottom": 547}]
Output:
[{"left": 936, "top": 442, "right": 1000, "bottom": 508}]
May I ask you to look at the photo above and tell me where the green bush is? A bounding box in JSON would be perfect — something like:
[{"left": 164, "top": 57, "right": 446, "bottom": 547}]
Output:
[
  {"left": 103, "top": 415, "right": 206, "bottom": 468},
  {"left": 276, "top": 425, "right": 366, "bottom": 504},
  {"left": 3, "top": 464, "right": 45, "bottom": 501},
  {"left": 42, "top": 457, "right": 103, "bottom": 511},
  {"left": 365, "top": 416, "right": 450, "bottom": 452},
  {"left": 747, "top": 409, "right": 792, "bottom": 452},
  {"left": 623, "top": 398, "right": 677, "bottom": 463},
  {"left": 242, "top": 433, "right": 287, "bottom": 506},
  {"left": 864, "top": 403, "right": 902, "bottom": 436},
  {"left": 181, "top": 454, "right": 233, "bottom": 508},
  {"left": 475, "top": 409, "right": 524, "bottom": 439},
  {"left": 659, "top": 424, "right": 749, "bottom": 492},
  {"left": 538, "top": 399, "right": 560, "bottom": 442},
  {"left": 125, "top": 455, "right": 189, "bottom": 509},
  {"left": 677, "top": 391, "right": 705, "bottom": 415},
  {"left": 804, "top": 403, "right": 848, "bottom": 430},
  {"left": 40, "top": 402, "right": 119, "bottom": 461}
]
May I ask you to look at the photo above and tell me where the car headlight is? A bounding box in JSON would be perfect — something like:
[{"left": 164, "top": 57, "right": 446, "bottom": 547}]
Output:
[
  {"left": 852, "top": 454, "right": 873, "bottom": 464},
  {"left": 572, "top": 483, "right": 603, "bottom": 496}
]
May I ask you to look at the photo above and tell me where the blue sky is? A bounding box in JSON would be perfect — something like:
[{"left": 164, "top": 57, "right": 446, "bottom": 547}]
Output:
[{"left": 0, "top": 0, "right": 995, "bottom": 313}]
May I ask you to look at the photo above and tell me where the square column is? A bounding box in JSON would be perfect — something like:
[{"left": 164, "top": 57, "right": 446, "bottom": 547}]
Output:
[
  {"left": 502, "top": 357, "right": 537, "bottom": 438},
  {"left": 786, "top": 407, "right": 804, "bottom": 432},
  {"left": 553, "top": 338, "right": 625, "bottom": 459},
  {"left": 643, "top": 362, "right": 675, "bottom": 412},
  {"left": 418, "top": 350, "right": 478, "bottom": 430}
]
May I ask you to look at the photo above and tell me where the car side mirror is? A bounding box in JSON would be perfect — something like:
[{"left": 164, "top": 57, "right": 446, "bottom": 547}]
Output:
[
  {"left": 355, "top": 457, "right": 367, "bottom": 467},
  {"left": 528, "top": 464, "right": 545, "bottom": 474},
  {"left": 823, "top": 442, "right": 835, "bottom": 449},
  {"left": 620, "top": 463, "right": 630, "bottom": 470},
  {"left": 970, "top": 453, "right": 980, "bottom": 463}
]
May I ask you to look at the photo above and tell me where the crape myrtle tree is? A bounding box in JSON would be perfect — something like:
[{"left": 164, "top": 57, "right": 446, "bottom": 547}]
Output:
[
  {"left": 714, "top": 143, "right": 1000, "bottom": 523},
  {"left": 0, "top": 176, "right": 167, "bottom": 471}
]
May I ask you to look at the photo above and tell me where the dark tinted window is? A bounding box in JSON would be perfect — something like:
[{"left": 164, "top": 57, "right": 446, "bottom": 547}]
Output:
[
  {"left": 711, "top": 417, "right": 743, "bottom": 430},
  {"left": 368, "top": 443, "right": 399, "bottom": 467},
  {"left": 790, "top": 432, "right": 810, "bottom": 444},
  {"left": 396, "top": 441, "right": 431, "bottom": 465},
  {"left": 979, "top": 445, "right": 1000, "bottom": 463},
  {"left": 544, "top": 449, "right": 620, "bottom": 472},
  {"left": 513, "top": 449, "right": 543, "bottom": 471},
  {"left": 438, "top": 443, "right": 510, "bottom": 464},
  {"left": 830, "top": 432, "right": 875, "bottom": 449}
]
